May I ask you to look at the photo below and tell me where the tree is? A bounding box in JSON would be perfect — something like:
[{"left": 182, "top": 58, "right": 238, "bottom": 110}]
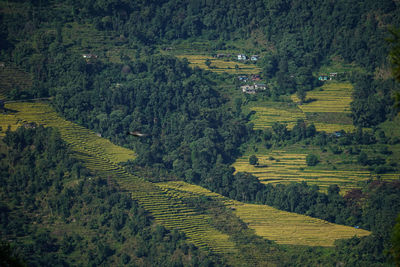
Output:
[
  {"left": 357, "top": 151, "right": 369, "bottom": 165},
  {"left": 388, "top": 28, "right": 400, "bottom": 114},
  {"left": 249, "top": 155, "right": 259, "bottom": 166},
  {"left": 390, "top": 213, "right": 400, "bottom": 266},
  {"left": 205, "top": 58, "right": 211, "bottom": 68},
  {"left": 306, "top": 154, "right": 319, "bottom": 166},
  {"left": 296, "top": 89, "right": 306, "bottom": 104}
]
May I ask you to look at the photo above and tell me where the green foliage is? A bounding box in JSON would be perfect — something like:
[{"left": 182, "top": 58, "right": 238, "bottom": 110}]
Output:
[
  {"left": 296, "top": 89, "right": 306, "bottom": 104},
  {"left": 249, "top": 155, "right": 258, "bottom": 165},
  {"left": 306, "top": 154, "right": 319, "bottom": 166},
  {"left": 390, "top": 214, "right": 400, "bottom": 265}
]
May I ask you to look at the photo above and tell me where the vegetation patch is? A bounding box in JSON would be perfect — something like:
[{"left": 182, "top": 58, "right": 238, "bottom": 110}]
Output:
[{"left": 0, "top": 65, "right": 32, "bottom": 100}]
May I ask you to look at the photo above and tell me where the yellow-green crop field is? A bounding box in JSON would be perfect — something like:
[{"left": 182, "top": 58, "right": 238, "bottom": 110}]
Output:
[
  {"left": 250, "top": 106, "right": 306, "bottom": 130},
  {"left": 312, "top": 122, "right": 355, "bottom": 133},
  {"left": 233, "top": 151, "right": 375, "bottom": 193},
  {"left": 249, "top": 106, "right": 355, "bottom": 133},
  {"left": 291, "top": 82, "right": 353, "bottom": 113},
  {"left": 248, "top": 82, "right": 355, "bottom": 133},
  {"left": 0, "top": 102, "right": 135, "bottom": 164},
  {"left": 176, "top": 54, "right": 261, "bottom": 74},
  {"left": 158, "top": 181, "right": 370, "bottom": 247}
]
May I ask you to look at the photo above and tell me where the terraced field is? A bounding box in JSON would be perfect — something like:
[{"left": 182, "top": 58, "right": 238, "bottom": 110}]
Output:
[
  {"left": 248, "top": 105, "right": 355, "bottom": 133},
  {"left": 291, "top": 82, "right": 353, "bottom": 113},
  {"left": 248, "top": 82, "right": 355, "bottom": 133},
  {"left": 249, "top": 106, "right": 306, "bottom": 130},
  {"left": 312, "top": 122, "right": 355, "bottom": 133},
  {"left": 176, "top": 54, "right": 261, "bottom": 74},
  {"left": 233, "top": 151, "right": 373, "bottom": 193},
  {"left": 158, "top": 181, "right": 371, "bottom": 247},
  {"left": 0, "top": 101, "right": 239, "bottom": 257}
]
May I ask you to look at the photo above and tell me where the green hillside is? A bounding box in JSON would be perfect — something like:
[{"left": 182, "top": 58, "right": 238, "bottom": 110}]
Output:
[{"left": 1, "top": 0, "right": 400, "bottom": 265}]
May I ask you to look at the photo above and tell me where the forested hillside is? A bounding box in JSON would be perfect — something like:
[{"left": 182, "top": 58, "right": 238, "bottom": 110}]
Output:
[
  {"left": 0, "top": 127, "right": 221, "bottom": 266},
  {"left": 1, "top": 0, "right": 400, "bottom": 266}
]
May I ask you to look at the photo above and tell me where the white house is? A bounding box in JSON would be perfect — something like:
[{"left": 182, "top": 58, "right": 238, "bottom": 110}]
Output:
[
  {"left": 254, "top": 83, "right": 266, "bottom": 90},
  {"left": 251, "top": 55, "right": 259, "bottom": 61},
  {"left": 241, "top": 85, "right": 256, "bottom": 94},
  {"left": 82, "top": 54, "right": 98, "bottom": 59},
  {"left": 238, "top": 54, "right": 247, "bottom": 60}
]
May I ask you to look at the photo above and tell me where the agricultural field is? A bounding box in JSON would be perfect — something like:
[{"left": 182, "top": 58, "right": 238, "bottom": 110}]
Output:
[
  {"left": 175, "top": 54, "right": 261, "bottom": 74},
  {"left": 247, "top": 105, "right": 355, "bottom": 133},
  {"left": 233, "top": 151, "right": 376, "bottom": 193},
  {"left": 291, "top": 82, "right": 353, "bottom": 113},
  {"left": 247, "top": 82, "right": 356, "bottom": 133},
  {"left": 158, "top": 181, "right": 370, "bottom": 247},
  {"left": 249, "top": 106, "right": 306, "bottom": 130}
]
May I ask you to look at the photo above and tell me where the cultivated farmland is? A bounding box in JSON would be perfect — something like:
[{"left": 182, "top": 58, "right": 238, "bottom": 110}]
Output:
[
  {"left": 247, "top": 82, "right": 356, "bottom": 133},
  {"left": 158, "top": 181, "right": 370, "bottom": 247},
  {"left": 175, "top": 54, "right": 261, "bottom": 74},
  {"left": 291, "top": 82, "right": 353, "bottom": 113},
  {"left": 248, "top": 105, "right": 355, "bottom": 133},
  {"left": 233, "top": 151, "right": 374, "bottom": 193},
  {"left": 249, "top": 106, "right": 306, "bottom": 130}
]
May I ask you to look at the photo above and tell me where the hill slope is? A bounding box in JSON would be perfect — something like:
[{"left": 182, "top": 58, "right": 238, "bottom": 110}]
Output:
[{"left": 0, "top": 101, "right": 370, "bottom": 258}]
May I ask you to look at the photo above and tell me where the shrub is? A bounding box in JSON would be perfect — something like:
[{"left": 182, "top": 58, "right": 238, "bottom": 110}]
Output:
[
  {"left": 306, "top": 154, "right": 319, "bottom": 166},
  {"left": 249, "top": 155, "right": 259, "bottom": 166}
]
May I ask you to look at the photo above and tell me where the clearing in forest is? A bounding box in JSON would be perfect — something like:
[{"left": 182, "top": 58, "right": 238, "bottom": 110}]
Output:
[{"left": 158, "top": 181, "right": 371, "bottom": 247}]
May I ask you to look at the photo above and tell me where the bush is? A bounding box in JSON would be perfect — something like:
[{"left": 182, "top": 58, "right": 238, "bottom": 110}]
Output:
[
  {"left": 306, "top": 154, "right": 319, "bottom": 166},
  {"left": 249, "top": 155, "right": 259, "bottom": 165}
]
